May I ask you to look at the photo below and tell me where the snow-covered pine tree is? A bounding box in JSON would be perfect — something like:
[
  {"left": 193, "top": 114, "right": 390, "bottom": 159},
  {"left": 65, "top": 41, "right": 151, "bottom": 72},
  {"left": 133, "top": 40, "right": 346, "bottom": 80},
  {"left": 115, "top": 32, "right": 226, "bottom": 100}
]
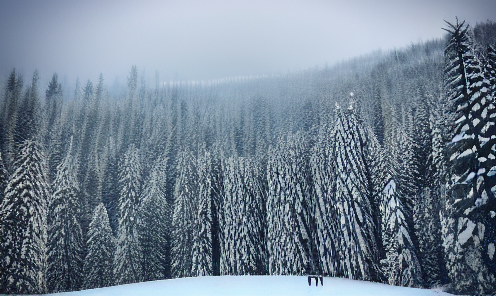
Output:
[
  {"left": 443, "top": 19, "right": 496, "bottom": 294},
  {"left": 386, "top": 118, "right": 423, "bottom": 287},
  {"left": 365, "top": 126, "right": 387, "bottom": 269},
  {"left": 0, "top": 140, "right": 49, "bottom": 294},
  {"left": 139, "top": 154, "right": 171, "bottom": 281},
  {"left": 430, "top": 85, "right": 453, "bottom": 288},
  {"left": 47, "top": 144, "right": 83, "bottom": 292},
  {"left": 83, "top": 203, "right": 115, "bottom": 289},
  {"left": 101, "top": 139, "right": 119, "bottom": 236},
  {"left": 15, "top": 71, "right": 41, "bottom": 147},
  {"left": 311, "top": 124, "right": 339, "bottom": 276},
  {"left": 44, "top": 73, "right": 63, "bottom": 184},
  {"left": 191, "top": 148, "right": 213, "bottom": 276},
  {"left": 1, "top": 69, "right": 22, "bottom": 171},
  {"left": 221, "top": 156, "right": 266, "bottom": 275},
  {"left": 380, "top": 127, "right": 423, "bottom": 287},
  {"left": 114, "top": 144, "right": 143, "bottom": 285},
  {"left": 172, "top": 149, "right": 197, "bottom": 278},
  {"left": 408, "top": 96, "right": 446, "bottom": 287},
  {"left": 331, "top": 105, "right": 381, "bottom": 281},
  {"left": 267, "top": 132, "right": 314, "bottom": 275}
]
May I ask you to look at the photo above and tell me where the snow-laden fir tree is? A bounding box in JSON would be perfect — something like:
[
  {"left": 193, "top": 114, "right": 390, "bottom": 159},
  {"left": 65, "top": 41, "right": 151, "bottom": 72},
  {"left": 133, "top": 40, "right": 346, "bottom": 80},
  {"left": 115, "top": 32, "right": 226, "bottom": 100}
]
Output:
[
  {"left": 172, "top": 149, "right": 197, "bottom": 278},
  {"left": 331, "top": 105, "right": 381, "bottom": 281},
  {"left": 221, "top": 156, "right": 266, "bottom": 275},
  {"left": 382, "top": 120, "right": 423, "bottom": 287},
  {"left": 442, "top": 19, "right": 496, "bottom": 294},
  {"left": 114, "top": 144, "right": 143, "bottom": 285},
  {"left": 139, "top": 154, "right": 171, "bottom": 281},
  {"left": 101, "top": 139, "right": 119, "bottom": 236},
  {"left": 83, "top": 203, "right": 115, "bottom": 289},
  {"left": 47, "top": 143, "right": 83, "bottom": 292},
  {"left": 408, "top": 96, "right": 447, "bottom": 287},
  {"left": 380, "top": 126, "right": 423, "bottom": 287},
  {"left": 1, "top": 69, "right": 23, "bottom": 171},
  {"left": 15, "top": 71, "right": 40, "bottom": 147},
  {"left": 365, "top": 126, "right": 387, "bottom": 267},
  {"left": 44, "top": 73, "right": 63, "bottom": 184},
  {"left": 310, "top": 124, "right": 339, "bottom": 276},
  {"left": 0, "top": 140, "right": 49, "bottom": 294},
  {"left": 267, "top": 132, "right": 314, "bottom": 275},
  {"left": 429, "top": 91, "right": 452, "bottom": 287},
  {"left": 191, "top": 148, "right": 213, "bottom": 276}
]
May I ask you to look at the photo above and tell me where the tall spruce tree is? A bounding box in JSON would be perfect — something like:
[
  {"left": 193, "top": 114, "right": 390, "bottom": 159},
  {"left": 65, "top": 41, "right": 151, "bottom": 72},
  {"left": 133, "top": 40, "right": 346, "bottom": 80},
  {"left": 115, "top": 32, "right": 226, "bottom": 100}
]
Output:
[
  {"left": 443, "top": 19, "right": 496, "bottom": 294},
  {"left": 221, "top": 156, "right": 266, "bottom": 275},
  {"left": 0, "top": 140, "right": 49, "bottom": 294},
  {"left": 2, "top": 69, "right": 23, "bottom": 171},
  {"left": 139, "top": 154, "right": 171, "bottom": 281},
  {"left": 311, "top": 124, "right": 339, "bottom": 276},
  {"left": 331, "top": 105, "right": 381, "bottom": 281},
  {"left": 114, "top": 144, "right": 143, "bottom": 285},
  {"left": 47, "top": 145, "right": 83, "bottom": 292},
  {"left": 266, "top": 132, "right": 314, "bottom": 275},
  {"left": 83, "top": 203, "right": 115, "bottom": 289},
  {"left": 191, "top": 148, "right": 213, "bottom": 276},
  {"left": 172, "top": 149, "right": 197, "bottom": 278}
]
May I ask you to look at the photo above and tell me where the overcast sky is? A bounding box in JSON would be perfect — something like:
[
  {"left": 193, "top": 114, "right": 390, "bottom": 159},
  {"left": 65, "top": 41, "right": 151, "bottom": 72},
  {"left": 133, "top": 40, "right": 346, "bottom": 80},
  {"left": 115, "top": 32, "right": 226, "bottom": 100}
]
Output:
[{"left": 0, "top": 0, "right": 495, "bottom": 85}]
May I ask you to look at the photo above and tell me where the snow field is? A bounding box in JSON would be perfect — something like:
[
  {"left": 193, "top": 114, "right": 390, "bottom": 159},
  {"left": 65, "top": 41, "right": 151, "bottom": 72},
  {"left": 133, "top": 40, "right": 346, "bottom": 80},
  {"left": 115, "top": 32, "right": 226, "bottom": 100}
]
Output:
[{"left": 49, "top": 276, "right": 453, "bottom": 296}]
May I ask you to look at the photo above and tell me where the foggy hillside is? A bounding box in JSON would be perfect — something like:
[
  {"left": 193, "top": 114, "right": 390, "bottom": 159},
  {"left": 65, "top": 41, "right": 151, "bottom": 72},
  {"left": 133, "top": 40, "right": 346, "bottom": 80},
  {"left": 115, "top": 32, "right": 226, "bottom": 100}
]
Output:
[{"left": 0, "top": 19, "right": 496, "bottom": 296}]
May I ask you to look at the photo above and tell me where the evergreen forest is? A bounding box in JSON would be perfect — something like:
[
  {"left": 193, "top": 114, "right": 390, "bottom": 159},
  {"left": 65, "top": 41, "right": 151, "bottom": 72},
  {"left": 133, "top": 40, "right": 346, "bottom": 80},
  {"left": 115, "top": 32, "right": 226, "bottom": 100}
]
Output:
[{"left": 1, "top": 19, "right": 496, "bottom": 295}]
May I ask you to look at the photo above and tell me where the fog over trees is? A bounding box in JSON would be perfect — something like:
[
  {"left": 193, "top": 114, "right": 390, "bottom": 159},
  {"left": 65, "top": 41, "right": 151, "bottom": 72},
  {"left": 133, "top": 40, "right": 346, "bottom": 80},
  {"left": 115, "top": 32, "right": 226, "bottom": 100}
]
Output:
[{"left": 0, "top": 19, "right": 495, "bottom": 295}]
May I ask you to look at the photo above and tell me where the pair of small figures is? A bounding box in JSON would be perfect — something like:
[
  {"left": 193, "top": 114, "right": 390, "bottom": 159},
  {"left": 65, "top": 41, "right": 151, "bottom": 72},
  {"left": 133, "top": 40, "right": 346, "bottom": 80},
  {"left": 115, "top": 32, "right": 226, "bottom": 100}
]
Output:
[{"left": 307, "top": 275, "right": 323, "bottom": 286}]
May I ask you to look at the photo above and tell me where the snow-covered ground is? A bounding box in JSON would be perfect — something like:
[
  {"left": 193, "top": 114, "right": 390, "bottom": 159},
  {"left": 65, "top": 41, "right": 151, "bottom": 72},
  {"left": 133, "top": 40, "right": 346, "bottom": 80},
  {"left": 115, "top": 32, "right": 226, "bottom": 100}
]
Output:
[{"left": 49, "top": 276, "right": 453, "bottom": 296}]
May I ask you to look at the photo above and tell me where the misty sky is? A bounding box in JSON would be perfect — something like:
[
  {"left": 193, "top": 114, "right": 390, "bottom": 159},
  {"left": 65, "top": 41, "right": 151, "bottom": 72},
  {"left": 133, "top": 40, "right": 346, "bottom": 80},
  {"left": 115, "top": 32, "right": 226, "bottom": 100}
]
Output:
[{"left": 0, "top": 0, "right": 495, "bottom": 84}]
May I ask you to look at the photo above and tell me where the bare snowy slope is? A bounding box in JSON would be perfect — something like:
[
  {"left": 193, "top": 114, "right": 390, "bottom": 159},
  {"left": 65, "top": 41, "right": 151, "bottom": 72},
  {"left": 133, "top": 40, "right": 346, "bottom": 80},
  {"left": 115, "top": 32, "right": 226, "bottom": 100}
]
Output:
[{"left": 50, "top": 276, "right": 453, "bottom": 296}]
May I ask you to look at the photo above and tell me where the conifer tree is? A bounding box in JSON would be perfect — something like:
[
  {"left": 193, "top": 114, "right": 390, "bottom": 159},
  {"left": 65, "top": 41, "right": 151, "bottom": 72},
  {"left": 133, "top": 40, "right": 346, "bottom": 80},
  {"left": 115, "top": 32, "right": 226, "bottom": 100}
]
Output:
[
  {"left": 331, "top": 105, "right": 381, "bottom": 281},
  {"left": 114, "top": 144, "right": 143, "bottom": 285},
  {"left": 83, "top": 203, "right": 115, "bottom": 289},
  {"left": 172, "top": 149, "right": 197, "bottom": 278},
  {"left": 0, "top": 140, "right": 49, "bottom": 294},
  {"left": 267, "top": 132, "right": 314, "bottom": 275},
  {"left": 47, "top": 146, "right": 83, "bottom": 292},
  {"left": 16, "top": 71, "right": 40, "bottom": 146},
  {"left": 139, "top": 154, "right": 170, "bottom": 281},
  {"left": 221, "top": 156, "right": 266, "bottom": 275},
  {"left": 311, "top": 125, "right": 339, "bottom": 276},
  {"left": 2, "top": 69, "right": 23, "bottom": 171},
  {"left": 191, "top": 149, "right": 213, "bottom": 276},
  {"left": 443, "top": 19, "right": 496, "bottom": 294},
  {"left": 44, "top": 73, "right": 63, "bottom": 183}
]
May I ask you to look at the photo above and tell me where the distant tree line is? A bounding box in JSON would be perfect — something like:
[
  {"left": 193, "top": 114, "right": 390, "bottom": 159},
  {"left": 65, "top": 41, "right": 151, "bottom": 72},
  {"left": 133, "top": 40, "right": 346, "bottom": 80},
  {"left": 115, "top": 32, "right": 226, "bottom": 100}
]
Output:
[{"left": 0, "top": 19, "right": 495, "bottom": 295}]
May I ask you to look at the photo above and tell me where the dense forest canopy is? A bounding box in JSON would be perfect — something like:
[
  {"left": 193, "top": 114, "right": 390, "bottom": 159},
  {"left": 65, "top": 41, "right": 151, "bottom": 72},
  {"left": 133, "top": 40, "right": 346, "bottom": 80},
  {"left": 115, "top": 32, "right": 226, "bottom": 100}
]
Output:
[{"left": 0, "top": 19, "right": 496, "bottom": 295}]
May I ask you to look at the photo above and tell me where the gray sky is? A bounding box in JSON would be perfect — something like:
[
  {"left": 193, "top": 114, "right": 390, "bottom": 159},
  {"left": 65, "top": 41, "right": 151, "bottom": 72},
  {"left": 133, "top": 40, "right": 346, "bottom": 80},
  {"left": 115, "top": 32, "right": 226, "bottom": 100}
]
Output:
[{"left": 0, "top": 0, "right": 494, "bottom": 85}]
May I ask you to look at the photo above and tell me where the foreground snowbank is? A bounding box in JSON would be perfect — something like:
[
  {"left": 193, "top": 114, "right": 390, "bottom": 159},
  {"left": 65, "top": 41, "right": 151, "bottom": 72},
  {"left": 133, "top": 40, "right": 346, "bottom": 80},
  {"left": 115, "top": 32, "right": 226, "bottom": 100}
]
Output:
[{"left": 50, "top": 276, "right": 453, "bottom": 296}]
